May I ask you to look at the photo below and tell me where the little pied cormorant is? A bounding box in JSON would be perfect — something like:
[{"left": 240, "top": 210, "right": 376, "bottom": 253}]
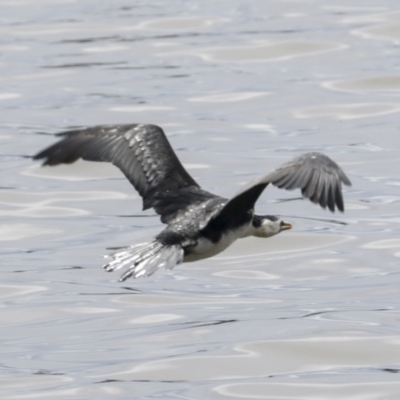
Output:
[{"left": 34, "top": 124, "right": 351, "bottom": 281}]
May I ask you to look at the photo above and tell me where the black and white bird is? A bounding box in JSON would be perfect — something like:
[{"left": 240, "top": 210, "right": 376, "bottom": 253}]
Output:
[{"left": 34, "top": 124, "right": 351, "bottom": 281}]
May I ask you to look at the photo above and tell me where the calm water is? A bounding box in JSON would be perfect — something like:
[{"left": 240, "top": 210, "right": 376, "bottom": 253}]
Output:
[{"left": 2, "top": 0, "right": 400, "bottom": 398}]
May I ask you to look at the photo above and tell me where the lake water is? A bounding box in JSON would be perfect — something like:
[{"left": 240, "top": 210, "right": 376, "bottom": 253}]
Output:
[{"left": 2, "top": 0, "right": 400, "bottom": 398}]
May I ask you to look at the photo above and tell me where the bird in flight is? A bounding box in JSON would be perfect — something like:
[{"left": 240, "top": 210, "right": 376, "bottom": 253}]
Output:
[{"left": 34, "top": 124, "right": 351, "bottom": 281}]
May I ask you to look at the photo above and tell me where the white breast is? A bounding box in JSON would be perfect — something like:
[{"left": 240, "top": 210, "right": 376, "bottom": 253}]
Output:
[{"left": 183, "top": 227, "right": 249, "bottom": 263}]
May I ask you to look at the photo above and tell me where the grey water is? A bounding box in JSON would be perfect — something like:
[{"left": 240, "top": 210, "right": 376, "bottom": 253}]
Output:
[{"left": 1, "top": 0, "right": 400, "bottom": 398}]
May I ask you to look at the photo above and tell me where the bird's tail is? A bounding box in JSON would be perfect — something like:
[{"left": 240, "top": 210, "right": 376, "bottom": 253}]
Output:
[{"left": 103, "top": 241, "right": 184, "bottom": 281}]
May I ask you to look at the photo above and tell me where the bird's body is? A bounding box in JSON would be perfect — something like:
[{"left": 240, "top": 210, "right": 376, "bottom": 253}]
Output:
[{"left": 34, "top": 124, "right": 351, "bottom": 281}]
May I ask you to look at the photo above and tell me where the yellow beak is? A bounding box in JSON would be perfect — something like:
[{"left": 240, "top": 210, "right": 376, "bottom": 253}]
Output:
[{"left": 280, "top": 222, "right": 292, "bottom": 231}]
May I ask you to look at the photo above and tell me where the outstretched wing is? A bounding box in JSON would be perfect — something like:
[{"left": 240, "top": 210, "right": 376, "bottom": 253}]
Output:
[
  {"left": 265, "top": 152, "right": 351, "bottom": 211},
  {"left": 211, "top": 152, "right": 351, "bottom": 226},
  {"left": 34, "top": 124, "right": 214, "bottom": 221}
]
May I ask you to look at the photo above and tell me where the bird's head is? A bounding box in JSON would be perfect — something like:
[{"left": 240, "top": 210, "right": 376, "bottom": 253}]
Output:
[{"left": 251, "top": 215, "right": 292, "bottom": 238}]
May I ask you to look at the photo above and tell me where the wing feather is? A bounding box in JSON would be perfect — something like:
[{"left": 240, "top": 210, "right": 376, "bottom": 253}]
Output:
[
  {"left": 267, "top": 152, "right": 350, "bottom": 212},
  {"left": 296, "top": 167, "right": 313, "bottom": 191},
  {"left": 284, "top": 167, "right": 306, "bottom": 190},
  {"left": 209, "top": 152, "right": 351, "bottom": 227},
  {"left": 34, "top": 124, "right": 215, "bottom": 221},
  {"left": 303, "top": 169, "right": 320, "bottom": 198}
]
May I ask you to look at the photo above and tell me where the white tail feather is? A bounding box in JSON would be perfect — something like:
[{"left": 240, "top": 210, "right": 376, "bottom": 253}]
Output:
[{"left": 103, "top": 241, "right": 184, "bottom": 281}]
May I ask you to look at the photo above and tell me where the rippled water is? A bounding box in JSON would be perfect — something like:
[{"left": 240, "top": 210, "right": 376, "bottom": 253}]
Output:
[{"left": 2, "top": 0, "right": 400, "bottom": 398}]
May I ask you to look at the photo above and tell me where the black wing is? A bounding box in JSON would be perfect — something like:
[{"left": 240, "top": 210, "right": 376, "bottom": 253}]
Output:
[
  {"left": 212, "top": 152, "right": 351, "bottom": 225},
  {"left": 34, "top": 124, "right": 215, "bottom": 221}
]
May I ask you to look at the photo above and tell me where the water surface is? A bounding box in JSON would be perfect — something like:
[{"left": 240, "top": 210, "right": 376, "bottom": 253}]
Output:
[{"left": 1, "top": 0, "right": 400, "bottom": 399}]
